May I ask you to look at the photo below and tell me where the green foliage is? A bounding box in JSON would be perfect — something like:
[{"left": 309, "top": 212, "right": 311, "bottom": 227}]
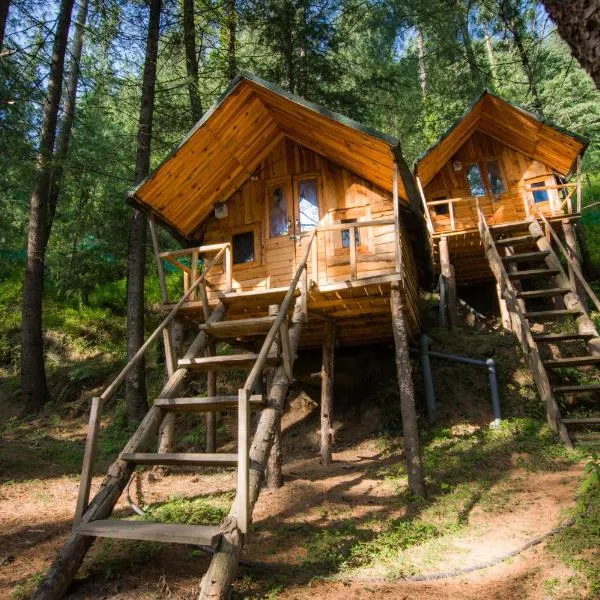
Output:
[{"left": 548, "top": 453, "right": 600, "bottom": 595}]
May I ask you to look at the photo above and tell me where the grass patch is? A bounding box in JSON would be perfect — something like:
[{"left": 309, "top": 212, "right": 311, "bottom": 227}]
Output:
[
  {"left": 144, "top": 493, "right": 233, "bottom": 525},
  {"left": 548, "top": 454, "right": 600, "bottom": 596}
]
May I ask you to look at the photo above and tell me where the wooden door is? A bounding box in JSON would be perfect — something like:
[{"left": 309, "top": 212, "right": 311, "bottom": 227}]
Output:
[{"left": 292, "top": 173, "right": 321, "bottom": 282}]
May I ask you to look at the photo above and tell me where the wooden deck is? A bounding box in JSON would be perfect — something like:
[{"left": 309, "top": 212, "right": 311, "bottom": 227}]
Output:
[
  {"left": 162, "top": 273, "right": 418, "bottom": 348},
  {"left": 430, "top": 214, "right": 581, "bottom": 284}
]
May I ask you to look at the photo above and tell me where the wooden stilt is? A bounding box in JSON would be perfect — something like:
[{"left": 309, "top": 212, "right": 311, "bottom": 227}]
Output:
[
  {"left": 390, "top": 284, "right": 425, "bottom": 497},
  {"left": 206, "top": 340, "right": 217, "bottom": 454},
  {"left": 496, "top": 283, "right": 512, "bottom": 333},
  {"left": 439, "top": 236, "right": 457, "bottom": 328},
  {"left": 266, "top": 305, "right": 283, "bottom": 489},
  {"left": 320, "top": 319, "right": 335, "bottom": 465},
  {"left": 562, "top": 218, "right": 588, "bottom": 311}
]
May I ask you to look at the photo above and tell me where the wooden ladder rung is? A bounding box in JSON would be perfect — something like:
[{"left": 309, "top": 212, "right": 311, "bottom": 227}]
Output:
[
  {"left": 544, "top": 355, "right": 600, "bottom": 369},
  {"left": 178, "top": 353, "right": 279, "bottom": 371},
  {"left": 77, "top": 520, "right": 221, "bottom": 546},
  {"left": 524, "top": 309, "right": 581, "bottom": 320},
  {"left": 155, "top": 395, "right": 266, "bottom": 412},
  {"left": 199, "top": 316, "right": 277, "bottom": 338},
  {"left": 553, "top": 384, "right": 600, "bottom": 393},
  {"left": 121, "top": 452, "right": 238, "bottom": 467},
  {"left": 495, "top": 235, "right": 534, "bottom": 246},
  {"left": 534, "top": 332, "right": 594, "bottom": 342},
  {"left": 508, "top": 268, "right": 560, "bottom": 280},
  {"left": 517, "top": 287, "right": 571, "bottom": 299},
  {"left": 561, "top": 416, "right": 600, "bottom": 424},
  {"left": 501, "top": 250, "right": 550, "bottom": 263}
]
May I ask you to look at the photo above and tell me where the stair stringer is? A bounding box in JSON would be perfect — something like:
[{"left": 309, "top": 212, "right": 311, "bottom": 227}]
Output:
[
  {"left": 33, "top": 303, "right": 228, "bottom": 600},
  {"left": 197, "top": 299, "right": 305, "bottom": 600}
]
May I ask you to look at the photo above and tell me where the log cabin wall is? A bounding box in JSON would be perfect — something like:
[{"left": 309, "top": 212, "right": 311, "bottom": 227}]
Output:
[
  {"left": 195, "top": 137, "right": 405, "bottom": 298},
  {"left": 424, "top": 130, "right": 562, "bottom": 234}
]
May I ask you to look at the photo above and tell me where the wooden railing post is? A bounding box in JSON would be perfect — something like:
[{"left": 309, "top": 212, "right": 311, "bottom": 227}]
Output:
[
  {"left": 576, "top": 155, "right": 582, "bottom": 213},
  {"left": 311, "top": 232, "right": 319, "bottom": 286},
  {"left": 349, "top": 225, "right": 357, "bottom": 280},
  {"left": 225, "top": 244, "right": 233, "bottom": 292},
  {"left": 74, "top": 396, "right": 103, "bottom": 523},
  {"left": 237, "top": 387, "right": 250, "bottom": 534},
  {"left": 190, "top": 249, "right": 198, "bottom": 300}
]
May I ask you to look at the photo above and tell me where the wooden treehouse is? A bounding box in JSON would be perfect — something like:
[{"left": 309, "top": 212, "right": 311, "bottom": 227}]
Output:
[
  {"left": 415, "top": 90, "right": 600, "bottom": 447},
  {"left": 35, "top": 74, "right": 429, "bottom": 599}
]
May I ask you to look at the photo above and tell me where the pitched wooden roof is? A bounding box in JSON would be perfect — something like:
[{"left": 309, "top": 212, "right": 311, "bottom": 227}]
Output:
[
  {"left": 130, "top": 73, "right": 407, "bottom": 240},
  {"left": 414, "top": 91, "right": 588, "bottom": 187}
]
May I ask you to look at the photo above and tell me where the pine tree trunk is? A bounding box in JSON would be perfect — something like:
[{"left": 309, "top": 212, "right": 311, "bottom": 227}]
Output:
[
  {"left": 320, "top": 319, "right": 335, "bottom": 465},
  {"left": 416, "top": 27, "right": 428, "bottom": 99},
  {"left": 390, "top": 284, "right": 425, "bottom": 497},
  {"left": 0, "top": 0, "right": 11, "bottom": 52},
  {"left": 182, "top": 0, "right": 202, "bottom": 122},
  {"left": 126, "top": 0, "right": 162, "bottom": 424},
  {"left": 226, "top": 0, "right": 236, "bottom": 80},
  {"left": 455, "top": 1, "right": 482, "bottom": 90},
  {"left": 46, "top": 0, "right": 89, "bottom": 245},
  {"left": 21, "top": 0, "right": 75, "bottom": 413},
  {"left": 542, "top": 0, "right": 600, "bottom": 91}
]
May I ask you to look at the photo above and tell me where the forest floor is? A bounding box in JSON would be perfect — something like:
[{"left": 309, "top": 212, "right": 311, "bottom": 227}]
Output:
[{"left": 0, "top": 318, "right": 598, "bottom": 599}]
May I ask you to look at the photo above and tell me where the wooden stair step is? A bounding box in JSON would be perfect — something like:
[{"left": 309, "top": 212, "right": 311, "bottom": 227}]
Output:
[
  {"left": 561, "top": 417, "right": 600, "bottom": 424},
  {"left": 508, "top": 268, "right": 560, "bottom": 280},
  {"left": 199, "top": 316, "right": 277, "bottom": 338},
  {"left": 517, "top": 287, "right": 571, "bottom": 299},
  {"left": 121, "top": 452, "right": 238, "bottom": 467},
  {"left": 524, "top": 309, "right": 581, "bottom": 320},
  {"left": 543, "top": 356, "right": 600, "bottom": 369},
  {"left": 534, "top": 332, "right": 594, "bottom": 342},
  {"left": 495, "top": 235, "right": 535, "bottom": 246},
  {"left": 501, "top": 251, "right": 550, "bottom": 263},
  {"left": 178, "top": 353, "right": 279, "bottom": 371},
  {"left": 553, "top": 383, "right": 600, "bottom": 393},
  {"left": 155, "top": 395, "right": 266, "bottom": 412},
  {"left": 77, "top": 520, "right": 221, "bottom": 546}
]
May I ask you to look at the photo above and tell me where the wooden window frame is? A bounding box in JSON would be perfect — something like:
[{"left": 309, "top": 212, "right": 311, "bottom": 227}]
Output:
[
  {"left": 265, "top": 176, "right": 293, "bottom": 240},
  {"left": 293, "top": 172, "right": 322, "bottom": 233},
  {"left": 464, "top": 157, "right": 508, "bottom": 198},
  {"left": 229, "top": 223, "right": 262, "bottom": 270},
  {"left": 325, "top": 205, "right": 375, "bottom": 266},
  {"left": 525, "top": 174, "right": 559, "bottom": 212}
]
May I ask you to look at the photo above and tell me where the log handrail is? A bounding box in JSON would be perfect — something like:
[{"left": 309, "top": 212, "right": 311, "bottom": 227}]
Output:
[
  {"left": 529, "top": 203, "right": 600, "bottom": 312},
  {"left": 236, "top": 229, "right": 316, "bottom": 534},
  {"left": 74, "top": 245, "right": 227, "bottom": 522}
]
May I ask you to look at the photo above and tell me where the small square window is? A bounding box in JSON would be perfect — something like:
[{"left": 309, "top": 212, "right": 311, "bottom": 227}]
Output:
[
  {"left": 531, "top": 181, "right": 549, "bottom": 203},
  {"left": 431, "top": 196, "right": 448, "bottom": 215},
  {"left": 341, "top": 219, "right": 360, "bottom": 248},
  {"left": 232, "top": 231, "right": 255, "bottom": 265}
]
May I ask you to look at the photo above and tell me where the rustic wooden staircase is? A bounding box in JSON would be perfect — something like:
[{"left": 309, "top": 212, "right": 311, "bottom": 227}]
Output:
[
  {"left": 34, "top": 233, "right": 316, "bottom": 600},
  {"left": 478, "top": 206, "right": 600, "bottom": 448}
]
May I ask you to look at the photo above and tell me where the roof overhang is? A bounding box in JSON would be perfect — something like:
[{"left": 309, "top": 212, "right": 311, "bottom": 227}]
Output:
[
  {"left": 129, "top": 73, "right": 407, "bottom": 240},
  {"left": 414, "top": 91, "right": 588, "bottom": 188}
]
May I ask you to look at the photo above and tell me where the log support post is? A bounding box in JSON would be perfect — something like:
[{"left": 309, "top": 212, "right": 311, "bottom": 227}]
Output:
[
  {"left": 562, "top": 218, "right": 588, "bottom": 311},
  {"left": 496, "top": 282, "right": 512, "bottom": 333},
  {"left": 266, "top": 304, "right": 283, "bottom": 489},
  {"left": 390, "top": 283, "right": 425, "bottom": 497},
  {"left": 320, "top": 319, "right": 336, "bottom": 465},
  {"left": 439, "top": 236, "right": 457, "bottom": 328},
  {"left": 206, "top": 340, "right": 217, "bottom": 453}
]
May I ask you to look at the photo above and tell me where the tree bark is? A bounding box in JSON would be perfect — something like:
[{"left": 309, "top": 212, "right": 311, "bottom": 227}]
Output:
[
  {"left": 455, "top": 0, "right": 483, "bottom": 90},
  {"left": 226, "top": 0, "right": 236, "bottom": 80},
  {"left": 182, "top": 0, "right": 202, "bottom": 122},
  {"left": 126, "top": 0, "right": 162, "bottom": 424},
  {"left": 542, "top": 0, "right": 600, "bottom": 91},
  {"left": 21, "top": 0, "right": 75, "bottom": 413},
  {"left": 390, "top": 284, "right": 425, "bottom": 497},
  {"left": 0, "top": 0, "right": 11, "bottom": 52},
  {"left": 439, "top": 236, "right": 458, "bottom": 328},
  {"left": 320, "top": 319, "right": 335, "bottom": 465},
  {"left": 416, "top": 27, "right": 428, "bottom": 100},
  {"left": 46, "top": 0, "right": 89, "bottom": 247}
]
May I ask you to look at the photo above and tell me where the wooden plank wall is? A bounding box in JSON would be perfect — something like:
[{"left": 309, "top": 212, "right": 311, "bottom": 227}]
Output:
[
  {"left": 425, "top": 130, "right": 559, "bottom": 233},
  {"left": 196, "top": 137, "right": 405, "bottom": 296}
]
